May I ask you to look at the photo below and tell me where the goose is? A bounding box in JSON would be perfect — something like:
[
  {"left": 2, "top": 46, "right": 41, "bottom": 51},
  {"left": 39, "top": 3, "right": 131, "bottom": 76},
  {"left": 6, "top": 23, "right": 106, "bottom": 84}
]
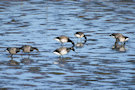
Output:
[
  {"left": 6, "top": 47, "right": 20, "bottom": 57},
  {"left": 53, "top": 47, "right": 75, "bottom": 56},
  {"left": 74, "top": 32, "right": 87, "bottom": 40},
  {"left": 20, "top": 45, "right": 39, "bottom": 53},
  {"left": 54, "top": 36, "right": 75, "bottom": 46},
  {"left": 110, "top": 33, "right": 129, "bottom": 44}
]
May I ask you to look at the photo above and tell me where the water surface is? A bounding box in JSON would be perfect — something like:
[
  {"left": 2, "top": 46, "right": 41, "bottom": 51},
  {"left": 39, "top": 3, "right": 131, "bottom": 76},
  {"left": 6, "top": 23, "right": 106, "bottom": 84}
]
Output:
[{"left": 0, "top": 0, "right": 135, "bottom": 89}]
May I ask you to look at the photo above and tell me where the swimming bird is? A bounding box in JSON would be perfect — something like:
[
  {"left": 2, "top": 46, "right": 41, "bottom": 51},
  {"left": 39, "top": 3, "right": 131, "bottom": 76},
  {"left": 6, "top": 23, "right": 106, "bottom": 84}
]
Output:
[
  {"left": 74, "top": 32, "right": 87, "bottom": 40},
  {"left": 110, "top": 33, "right": 129, "bottom": 44},
  {"left": 6, "top": 47, "right": 20, "bottom": 57},
  {"left": 53, "top": 47, "right": 75, "bottom": 57},
  {"left": 20, "top": 45, "right": 39, "bottom": 54},
  {"left": 54, "top": 36, "right": 75, "bottom": 46}
]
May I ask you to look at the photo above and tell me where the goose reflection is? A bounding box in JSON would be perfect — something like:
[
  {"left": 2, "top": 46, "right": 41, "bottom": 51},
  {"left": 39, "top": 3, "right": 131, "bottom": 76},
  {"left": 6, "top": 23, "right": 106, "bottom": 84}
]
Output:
[
  {"left": 53, "top": 58, "right": 67, "bottom": 67},
  {"left": 112, "top": 42, "right": 126, "bottom": 52},
  {"left": 53, "top": 58, "right": 74, "bottom": 70},
  {"left": 8, "top": 58, "right": 20, "bottom": 66},
  {"left": 21, "top": 57, "right": 34, "bottom": 65},
  {"left": 75, "top": 39, "right": 87, "bottom": 48}
]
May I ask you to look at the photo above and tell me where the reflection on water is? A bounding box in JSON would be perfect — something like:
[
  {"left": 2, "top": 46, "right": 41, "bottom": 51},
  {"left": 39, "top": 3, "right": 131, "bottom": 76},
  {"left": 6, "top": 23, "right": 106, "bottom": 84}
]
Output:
[
  {"left": 75, "top": 39, "right": 87, "bottom": 48},
  {"left": 21, "top": 57, "right": 34, "bottom": 65},
  {"left": 8, "top": 59, "right": 20, "bottom": 66},
  {"left": 112, "top": 41, "right": 127, "bottom": 52},
  {"left": 0, "top": 0, "right": 135, "bottom": 89},
  {"left": 53, "top": 57, "right": 73, "bottom": 68}
]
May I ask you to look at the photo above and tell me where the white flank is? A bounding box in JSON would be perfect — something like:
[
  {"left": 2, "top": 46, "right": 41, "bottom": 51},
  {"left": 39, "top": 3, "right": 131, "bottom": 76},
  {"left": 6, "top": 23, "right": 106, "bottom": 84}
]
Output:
[
  {"left": 75, "top": 34, "right": 81, "bottom": 38},
  {"left": 119, "top": 38, "right": 125, "bottom": 42},
  {"left": 6, "top": 50, "right": 9, "bottom": 53},
  {"left": 125, "top": 38, "right": 129, "bottom": 41},
  {"left": 111, "top": 36, "right": 115, "bottom": 38},
  {"left": 61, "top": 49, "right": 67, "bottom": 55},
  {"left": 53, "top": 51, "right": 61, "bottom": 55},
  {"left": 54, "top": 38, "right": 60, "bottom": 42},
  {"left": 61, "top": 39, "right": 67, "bottom": 43}
]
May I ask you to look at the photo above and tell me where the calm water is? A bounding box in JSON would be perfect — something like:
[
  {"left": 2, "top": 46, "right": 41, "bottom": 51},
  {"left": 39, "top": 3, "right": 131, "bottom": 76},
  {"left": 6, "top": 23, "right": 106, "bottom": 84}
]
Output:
[{"left": 0, "top": 0, "right": 135, "bottom": 89}]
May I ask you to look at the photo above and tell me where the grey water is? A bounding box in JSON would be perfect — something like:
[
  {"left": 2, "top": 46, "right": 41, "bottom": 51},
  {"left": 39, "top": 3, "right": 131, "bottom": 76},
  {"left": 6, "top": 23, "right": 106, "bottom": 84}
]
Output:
[{"left": 0, "top": 0, "right": 135, "bottom": 89}]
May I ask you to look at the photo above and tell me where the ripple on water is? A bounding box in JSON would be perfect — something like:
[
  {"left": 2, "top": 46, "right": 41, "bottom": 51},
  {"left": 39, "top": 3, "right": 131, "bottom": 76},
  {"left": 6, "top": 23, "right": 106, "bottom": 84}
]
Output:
[{"left": 0, "top": 0, "right": 135, "bottom": 89}]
